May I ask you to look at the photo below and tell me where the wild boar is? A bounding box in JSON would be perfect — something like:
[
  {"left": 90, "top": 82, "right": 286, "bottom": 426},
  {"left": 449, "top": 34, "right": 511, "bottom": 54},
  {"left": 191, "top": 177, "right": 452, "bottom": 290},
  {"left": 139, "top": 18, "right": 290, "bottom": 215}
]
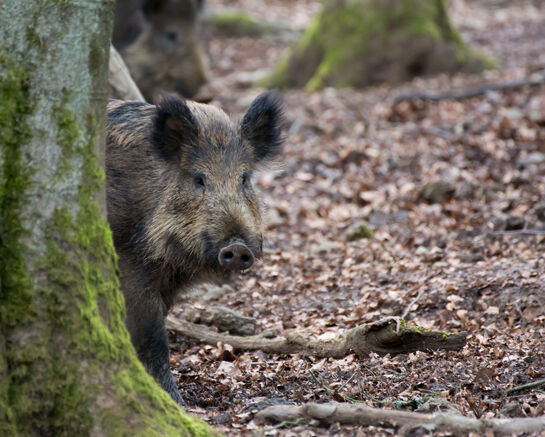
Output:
[{"left": 106, "top": 92, "right": 284, "bottom": 402}]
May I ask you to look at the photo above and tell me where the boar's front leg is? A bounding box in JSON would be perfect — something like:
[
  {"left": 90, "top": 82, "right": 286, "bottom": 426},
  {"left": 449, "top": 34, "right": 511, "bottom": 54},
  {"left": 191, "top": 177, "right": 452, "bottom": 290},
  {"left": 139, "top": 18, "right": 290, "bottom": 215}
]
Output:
[
  {"left": 129, "top": 299, "right": 181, "bottom": 404},
  {"left": 119, "top": 256, "right": 183, "bottom": 404}
]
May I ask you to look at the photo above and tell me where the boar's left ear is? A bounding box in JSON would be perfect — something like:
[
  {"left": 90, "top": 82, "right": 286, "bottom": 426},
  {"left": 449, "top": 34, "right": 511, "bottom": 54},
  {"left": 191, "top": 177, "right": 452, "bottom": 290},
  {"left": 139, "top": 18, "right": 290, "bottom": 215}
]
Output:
[
  {"left": 240, "top": 91, "right": 284, "bottom": 162},
  {"left": 153, "top": 95, "right": 198, "bottom": 161}
]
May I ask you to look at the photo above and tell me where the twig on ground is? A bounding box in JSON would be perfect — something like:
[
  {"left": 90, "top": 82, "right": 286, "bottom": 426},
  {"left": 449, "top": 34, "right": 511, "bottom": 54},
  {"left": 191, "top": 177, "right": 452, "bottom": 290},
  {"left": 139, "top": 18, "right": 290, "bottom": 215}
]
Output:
[
  {"left": 309, "top": 370, "right": 334, "bottom": 396},
  {"left": 393, "top": 71, "right": 545, "bottom": 108},
  {"left": 468, "top": 99, "right": 500, "bottom": 135},
  {"left": 337, "top": 372, "right": 357, "bottom": 393},
  {"left": 420, "top": 126, "right": 457, "bottom": 141},
  {"left": 268, "top": 418, "right": 305, "bottom": 430},
  {"left": 254, "top": 401, "right": 545, "bottom": 436},
  {"left": 522, "top": 83, "right": 543, "bottom": 108},
  {"left": 506, "top": 378, "right": 545, "bottom": 395},
  {"left": 165, "top": 316, "right": 466, "bottom": 358},
  {"left": 487, "top": 229, "right": 545, "bottom": 236},
  {"left": 401, "top": 288, "right": 425, "bottom": 320}
]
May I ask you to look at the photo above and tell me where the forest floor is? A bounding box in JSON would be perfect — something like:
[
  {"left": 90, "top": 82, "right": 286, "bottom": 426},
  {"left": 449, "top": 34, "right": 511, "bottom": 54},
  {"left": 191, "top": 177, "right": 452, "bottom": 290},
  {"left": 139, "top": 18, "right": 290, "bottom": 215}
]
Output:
[{"left": 167, "top": 1, "right": 545, "bottom": 435}]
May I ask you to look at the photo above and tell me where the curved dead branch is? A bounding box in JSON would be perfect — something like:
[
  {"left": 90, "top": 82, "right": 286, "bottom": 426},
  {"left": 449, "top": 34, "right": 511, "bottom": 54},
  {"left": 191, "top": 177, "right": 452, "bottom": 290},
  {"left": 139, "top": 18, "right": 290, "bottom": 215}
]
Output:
[
  {"left": 254, "top": 402, "right": 545, "bottom": 436},
  {"left": 165, "top": 316, "right": 466, "bottom": 358},
  {"left": 393, "top": 70, "right": 545, "bottom": 107}
]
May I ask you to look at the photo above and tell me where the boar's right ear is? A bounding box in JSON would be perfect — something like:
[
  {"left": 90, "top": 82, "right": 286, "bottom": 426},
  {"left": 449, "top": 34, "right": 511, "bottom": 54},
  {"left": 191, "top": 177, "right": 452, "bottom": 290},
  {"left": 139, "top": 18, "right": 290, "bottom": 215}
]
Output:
[
  {"left": 153, "top": 95, "right": 198, "bottom": 161},
  {"left": 240, "top": 91, "right": 284, "bottom": 163}
]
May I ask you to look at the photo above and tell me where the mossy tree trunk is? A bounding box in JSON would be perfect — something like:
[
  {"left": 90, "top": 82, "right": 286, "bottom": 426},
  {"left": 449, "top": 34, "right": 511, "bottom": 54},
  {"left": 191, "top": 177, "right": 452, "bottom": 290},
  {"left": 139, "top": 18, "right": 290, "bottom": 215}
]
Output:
[
  {"left": 0, "top": 1, "right": 217, "bottom": 435},
  {"left": 266, "top": 0, "right": 494, "bottom": 91}
]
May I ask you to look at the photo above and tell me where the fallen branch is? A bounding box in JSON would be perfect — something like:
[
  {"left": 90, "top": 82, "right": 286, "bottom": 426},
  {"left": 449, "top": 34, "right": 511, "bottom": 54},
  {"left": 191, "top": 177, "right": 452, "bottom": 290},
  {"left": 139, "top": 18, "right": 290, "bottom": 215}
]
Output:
[
  {"left": 506, "top": 378, "right": 545, "bottom": 396},
  {"left": 254, "top": 401, "right": 545, "bottom": 436},
  {"left": 487, "top": 229, "right": 545, "bottom": 236},
  {"left": 165, "top": 316, "right": 466, "bottom": 358},
  {"left": 108, "top": 45, "right": 145, "bottom": 102},
  {"left": 393, "top": 71, "right": 545, "bottom": 107}
]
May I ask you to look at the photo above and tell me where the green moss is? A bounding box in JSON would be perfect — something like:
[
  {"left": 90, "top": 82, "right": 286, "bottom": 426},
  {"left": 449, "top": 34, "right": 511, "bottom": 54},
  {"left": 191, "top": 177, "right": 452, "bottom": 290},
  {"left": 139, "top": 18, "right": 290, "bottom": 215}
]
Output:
[
  {"left": 419, "top": 180, "right": 456, "bottom": 203},
  {"left": 26, "top": 27, "right": 43, "bottom": 49},
  {"left": 395, "top": 319, "right": 425, "bottom": 334},
  {"left": 441, "top": 331, "right": 453, "bottom": 340},
  {"left": 391, "top": 396, "right": 425, "bottom": 410},
  {"left": 433, "top": 0, "right": 460, "bottom": 42},
  {"left": 458, "top": 47, "right": 498, "bottom": 71},
  {"left": 391, "top": 320, "right": 457, "bottom": 338},
  {"left": 346, "top": 222, "right": 374, "bottom": 241},
  {"left": 406, "top": 323, "right": 424, "bottom": 334},
  {"left": 106, "top": 366, "right": 219, "bottom": 437},
  {"left": 0, "top": 53, "right": 34, "bottom": 323},
  {"left": 49, "top": 0, "right": 72, "bottom": 7},
  {"left": 54, "top": 98, "right": 81, "bottom": 178},
  {"left": 265, "top": 14, "right": 324, "bottom": 89},
  {"left": 40, "top": 103, "right": 127, "bottom": 361},
  {"left": 0, "top": 51, "right": 35, "bottom": 437},
  {"left": 202, "top": 10, "right": 278, "bottom": 37}
]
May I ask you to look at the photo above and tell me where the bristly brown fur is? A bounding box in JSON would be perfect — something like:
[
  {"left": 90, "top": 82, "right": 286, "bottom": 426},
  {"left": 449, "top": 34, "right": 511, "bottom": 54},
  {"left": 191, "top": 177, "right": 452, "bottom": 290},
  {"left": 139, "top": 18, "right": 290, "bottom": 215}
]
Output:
[{"left": 105, "top": 92, "right": 284, "bottom": 403}]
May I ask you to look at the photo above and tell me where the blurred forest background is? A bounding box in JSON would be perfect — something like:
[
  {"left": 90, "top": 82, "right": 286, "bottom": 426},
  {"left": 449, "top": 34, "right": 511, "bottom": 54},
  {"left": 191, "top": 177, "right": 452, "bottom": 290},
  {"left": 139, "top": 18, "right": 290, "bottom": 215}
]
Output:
[{"left": 112, "top": 0, "right": 545, "bottom": 435}]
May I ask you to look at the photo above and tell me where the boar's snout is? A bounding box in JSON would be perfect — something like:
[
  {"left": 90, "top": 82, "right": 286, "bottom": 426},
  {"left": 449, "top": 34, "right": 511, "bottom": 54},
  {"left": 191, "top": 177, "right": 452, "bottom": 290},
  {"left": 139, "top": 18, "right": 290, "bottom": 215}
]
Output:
[{"left": 218, "top": 242, "right": 254, "bottom": 271}]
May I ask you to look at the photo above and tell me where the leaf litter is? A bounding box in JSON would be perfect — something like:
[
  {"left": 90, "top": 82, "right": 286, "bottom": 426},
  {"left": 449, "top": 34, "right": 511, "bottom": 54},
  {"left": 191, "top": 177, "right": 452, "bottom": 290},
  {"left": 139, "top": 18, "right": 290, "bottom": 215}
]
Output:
[{"left": 167, "top": 1, "right": 545, "bottom": 434}]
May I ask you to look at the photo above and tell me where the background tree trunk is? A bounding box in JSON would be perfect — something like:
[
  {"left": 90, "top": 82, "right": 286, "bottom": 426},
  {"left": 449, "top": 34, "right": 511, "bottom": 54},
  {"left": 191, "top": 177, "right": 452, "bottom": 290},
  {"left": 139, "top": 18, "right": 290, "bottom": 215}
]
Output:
[
  {"left": 0, "top": 1, "right": 216, "bottom": 435},
  {"left": 113, "top": 0, "right": 208, "bottom": 99},
  {"left": 266, "top": 0, "right": 495, "bottom": 91}
]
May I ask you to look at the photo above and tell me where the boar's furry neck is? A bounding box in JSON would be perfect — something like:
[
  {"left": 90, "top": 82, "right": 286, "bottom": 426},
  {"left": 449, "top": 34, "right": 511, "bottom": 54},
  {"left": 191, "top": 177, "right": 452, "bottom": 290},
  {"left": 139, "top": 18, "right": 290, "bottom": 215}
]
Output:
[{"left": 107, "top": 98, "right": 265, "bottom": 307}]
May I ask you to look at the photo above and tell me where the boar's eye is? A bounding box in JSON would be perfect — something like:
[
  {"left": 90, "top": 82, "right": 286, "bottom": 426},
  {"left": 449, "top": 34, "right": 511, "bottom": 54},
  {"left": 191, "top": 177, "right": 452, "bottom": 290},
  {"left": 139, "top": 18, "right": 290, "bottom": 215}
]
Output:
[
  {"left": 164, "top": 30, "right": 178, "bottom": 42},
  {"left": 193, "top": 173, "right": 206, "bottom": 189},
  {"left": 241, "top": 171, "right": 251, "bottom": 188}
]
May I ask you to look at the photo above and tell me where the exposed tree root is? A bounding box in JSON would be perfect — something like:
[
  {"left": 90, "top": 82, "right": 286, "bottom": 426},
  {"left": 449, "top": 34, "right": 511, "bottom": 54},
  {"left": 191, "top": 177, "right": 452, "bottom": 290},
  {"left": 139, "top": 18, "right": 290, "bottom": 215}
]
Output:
[
  {"left": 165, "top": 316, "right": 466, "bottom": 358},
  {"left": 253, "top": 401, "right": 545, "bottom": 436},
  {"left": 108, "top": 45, "right": 145, "bottom": 102},
  {"left": 184, "top": 305, "right": 261, "bottom": 336}
]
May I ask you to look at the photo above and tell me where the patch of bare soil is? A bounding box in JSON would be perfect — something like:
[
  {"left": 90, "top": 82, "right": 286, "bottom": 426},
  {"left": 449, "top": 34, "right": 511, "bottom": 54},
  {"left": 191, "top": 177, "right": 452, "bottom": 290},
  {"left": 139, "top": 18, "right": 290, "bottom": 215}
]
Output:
[{"left": 170, "top": 1, "right": 545, "bottom": 435}]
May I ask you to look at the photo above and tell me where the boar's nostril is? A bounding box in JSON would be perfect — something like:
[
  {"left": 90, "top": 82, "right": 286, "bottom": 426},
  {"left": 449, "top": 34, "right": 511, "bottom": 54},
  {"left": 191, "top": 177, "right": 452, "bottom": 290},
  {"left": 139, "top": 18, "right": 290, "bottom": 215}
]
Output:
[
  {"left": 219, "top": 243, "right": 254, "bottom": 271},
  {"left": 240, "top": 253, "right": 253, "bottom": 269}
]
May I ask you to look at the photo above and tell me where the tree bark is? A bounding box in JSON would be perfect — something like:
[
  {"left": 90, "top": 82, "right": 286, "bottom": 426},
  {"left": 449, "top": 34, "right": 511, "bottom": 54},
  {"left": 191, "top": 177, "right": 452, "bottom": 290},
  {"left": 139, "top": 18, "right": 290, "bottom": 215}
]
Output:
[
  {"left": 266, "top": 0, "right": 495, "bottom": 90},
  {"left": 0, "top": 1, "right": 217, "bottom": 435}
]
